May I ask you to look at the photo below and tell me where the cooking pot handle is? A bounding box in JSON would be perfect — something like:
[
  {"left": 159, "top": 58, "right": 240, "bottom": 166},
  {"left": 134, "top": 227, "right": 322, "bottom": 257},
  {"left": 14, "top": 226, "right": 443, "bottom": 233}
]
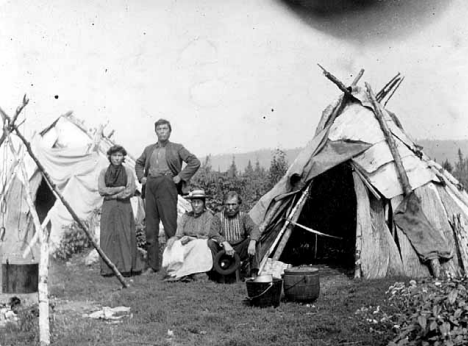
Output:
[
  {"left": 283, "top": 276, "right": 307, "bottom": 292},
  {"left": 246, "top": 282, "right": 274, "bottom": 301}
]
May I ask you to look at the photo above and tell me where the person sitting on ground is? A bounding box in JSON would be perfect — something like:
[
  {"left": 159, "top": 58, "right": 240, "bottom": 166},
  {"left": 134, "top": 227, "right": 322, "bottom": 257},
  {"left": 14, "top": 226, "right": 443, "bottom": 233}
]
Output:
[
  {"left": 208, "top": 191, "right": 261, "bottom": 279},
  {"left": 98, "top": 145, "right": 144, "bottom": 277},
  {"left": 162, "top": 189, "right": 214, "bottom": 282}
]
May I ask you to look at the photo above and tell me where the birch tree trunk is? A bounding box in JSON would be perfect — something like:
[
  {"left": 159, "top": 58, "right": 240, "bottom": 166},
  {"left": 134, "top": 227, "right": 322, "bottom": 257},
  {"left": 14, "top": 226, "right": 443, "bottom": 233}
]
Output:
[{"left": 8, "top": 140, "right": 50, "bottom": 345}]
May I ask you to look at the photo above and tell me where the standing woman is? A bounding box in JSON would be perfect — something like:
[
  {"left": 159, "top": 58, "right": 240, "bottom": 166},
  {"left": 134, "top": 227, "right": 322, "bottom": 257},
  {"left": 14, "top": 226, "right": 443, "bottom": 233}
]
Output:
[{"left": 98, "top": 145, "right": 143, "bottom": 277}]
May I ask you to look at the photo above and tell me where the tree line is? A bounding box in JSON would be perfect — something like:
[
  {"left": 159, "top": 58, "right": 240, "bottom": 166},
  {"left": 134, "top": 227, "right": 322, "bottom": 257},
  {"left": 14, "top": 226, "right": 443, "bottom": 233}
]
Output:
[
  {"left": 191, "top": 147, "right": 468, "bottom": 214},
  {"left": 191, "top": 149, "right": 288, "bottom": 212},
  {"left": 442, "top": 148, "right": 468, "bottom": 188}
]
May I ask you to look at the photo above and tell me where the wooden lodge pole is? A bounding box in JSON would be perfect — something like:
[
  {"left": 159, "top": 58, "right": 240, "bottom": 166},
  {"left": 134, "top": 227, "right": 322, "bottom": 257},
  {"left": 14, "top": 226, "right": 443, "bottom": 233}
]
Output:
[
  {"left": 317, "top": 64, "right": 353, "bottom": 97},
  {"left": 383, "top": 77, "right": 405, "bottom": 107},
  {"left": 271, "top": 184, "right": 312, "bottom": 261},
  {"left": 365, "top": 83, "right": 412, "bottom": 196},
  {"left": 257, "top": 189, "right": 308, "bottom": 273},
  {"left": 320, "top": 67, "right": 364, "bottom": 130},
  {"left": 0, "top": 95, "right": 29, "bottom": 148},
  {"left": 376, "top": 72, "right": 401, "bottom": 102}
]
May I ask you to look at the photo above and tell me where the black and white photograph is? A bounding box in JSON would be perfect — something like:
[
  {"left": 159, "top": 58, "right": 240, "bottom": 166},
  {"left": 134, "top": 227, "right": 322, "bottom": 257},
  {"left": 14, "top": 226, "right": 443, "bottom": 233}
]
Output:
[{"left": 1, "top": 0, "right": 467, "bottom": 345}]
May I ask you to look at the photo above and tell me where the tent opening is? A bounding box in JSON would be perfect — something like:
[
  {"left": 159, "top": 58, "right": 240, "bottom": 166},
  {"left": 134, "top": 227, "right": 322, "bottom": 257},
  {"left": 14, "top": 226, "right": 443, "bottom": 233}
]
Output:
[
  {"left": 279, "top": 163, "right": 357, "bottom": 273},
  {"left": 34, "top": 178, "right": 56, "bottom": 224}
]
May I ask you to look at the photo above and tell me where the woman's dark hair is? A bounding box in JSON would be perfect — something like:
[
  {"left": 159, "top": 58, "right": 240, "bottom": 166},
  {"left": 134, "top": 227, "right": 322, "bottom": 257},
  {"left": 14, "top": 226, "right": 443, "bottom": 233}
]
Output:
[
  {"left": 154, "top": 118, "right": 172, "bottom": 132},
  {"left": 106, "top": 145, "right": 127, "bottom": 162}
]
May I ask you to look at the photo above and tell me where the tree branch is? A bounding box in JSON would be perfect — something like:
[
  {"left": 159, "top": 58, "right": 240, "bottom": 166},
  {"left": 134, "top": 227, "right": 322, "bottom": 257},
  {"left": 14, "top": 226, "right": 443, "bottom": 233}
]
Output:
[{"left": 317, "top": 64, "right": 353, "bottom": 96}]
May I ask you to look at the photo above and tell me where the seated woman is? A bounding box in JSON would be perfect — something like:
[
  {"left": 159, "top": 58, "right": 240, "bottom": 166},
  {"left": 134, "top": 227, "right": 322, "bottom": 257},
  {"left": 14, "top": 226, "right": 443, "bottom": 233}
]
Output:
[
  {"left": 98, "top": 145, "right": 144, "bottom": 277},
  {"left": 162, "top": 189, "right": 214, "bottom": 281}
]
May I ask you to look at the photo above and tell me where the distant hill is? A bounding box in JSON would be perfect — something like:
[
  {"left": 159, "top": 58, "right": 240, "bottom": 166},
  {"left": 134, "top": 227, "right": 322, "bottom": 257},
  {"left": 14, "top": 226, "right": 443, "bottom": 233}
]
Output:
[
  {"left": 416, "top": 139, "right": 468, "bottom": 165},
  {"left": 203, "top": 140, "right": 468, "bottom": 172}
]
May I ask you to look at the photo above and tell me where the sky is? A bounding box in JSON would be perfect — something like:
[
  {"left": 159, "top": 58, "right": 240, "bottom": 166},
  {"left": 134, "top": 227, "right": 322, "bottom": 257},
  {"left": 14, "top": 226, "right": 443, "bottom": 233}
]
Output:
[{"left": 0, "top": 0, "right": 467, "bottom": 158}]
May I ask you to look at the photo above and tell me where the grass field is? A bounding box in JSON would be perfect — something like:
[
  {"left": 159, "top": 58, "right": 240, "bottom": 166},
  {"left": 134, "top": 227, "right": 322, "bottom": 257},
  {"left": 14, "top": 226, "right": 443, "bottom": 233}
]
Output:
[{"left": 1, "top": 254, "right": 405, "bottom": 346}]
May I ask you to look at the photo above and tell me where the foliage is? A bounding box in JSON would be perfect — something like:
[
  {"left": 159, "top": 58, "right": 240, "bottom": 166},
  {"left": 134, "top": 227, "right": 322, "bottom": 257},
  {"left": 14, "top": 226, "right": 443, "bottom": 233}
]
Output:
[
  {"left": 191, "top": 150, "right": 286, "bottom": 213},
  {"left": 227, "top": 156, "right": 238, "bottom": 178},
  {"left": 452, "top": 148, "right": 468, "bottom": 189},
  {"left": 442, "top": 159, "right": 454, "bottom": 174},
  {"left": 52, "top": 209, "right": 100, "bottom": 261},
  {"left": 267, "top": 149, "right": 288, "bottom": 190},
  {"left": 53, "top": 222, "right": 93, "bottom": 261},
  {"left": 355, "top": 277, "right": 468, "bottom": 346},
  {"left": 136, "top": 222, "right": 146, "bottom": 248},
  {"left": 386, "top": 277, "right": 468, "bottom": 346}
]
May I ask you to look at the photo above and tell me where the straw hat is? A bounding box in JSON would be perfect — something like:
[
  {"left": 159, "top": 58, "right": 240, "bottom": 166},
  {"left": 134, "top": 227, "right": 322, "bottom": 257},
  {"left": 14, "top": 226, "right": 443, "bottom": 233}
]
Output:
[{"left": 185, "top": 189, "right": 208, "bottom": 200}]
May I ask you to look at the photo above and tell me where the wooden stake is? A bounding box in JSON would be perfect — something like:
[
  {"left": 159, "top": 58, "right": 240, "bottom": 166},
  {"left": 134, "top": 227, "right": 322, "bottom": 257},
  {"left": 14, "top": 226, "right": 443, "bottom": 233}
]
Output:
[
  {"left": 351, "top": 69, "right": 365, "bottom": 86},
  {"left": 321, "top": 68, "right": 364, "bottom": 130},
  {"left": 271, "top": 183, "right": 313, "bottom": 261},
  {"left": 7, "top": 138, "right": 50, "bottom": 346},
  {"left": 317, "top": 64, "right": 352, "bottom": 97},
  {"left": 0, "top": 95, "right": 29, "bottom": 148},
  {"left": 0, "top": 147, "right": 26, "bottom": 201},
  {"left": 383, "top": 77, "right": 405, "bottom": 107},
  {"left": 350, "top": 163, "right": 381, "bottom": 200},
  {"left": 376, "top": 73, "right": 400, "bottom": 101},
  {"left": 258, "top": 189, "right": 309, "bottom": 273},
  {"left": 365, "top": 83, "right": 412, "bottom": 196},
  {"left": 22, "top": 214, "right": 51, "bottom": 259}
]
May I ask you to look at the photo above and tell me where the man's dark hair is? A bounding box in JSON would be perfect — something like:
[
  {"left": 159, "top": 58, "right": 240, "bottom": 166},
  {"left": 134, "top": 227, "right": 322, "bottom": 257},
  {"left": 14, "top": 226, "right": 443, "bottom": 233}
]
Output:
[
  {"left": 224, "top": 191, "right": 242, "bottom": 205},
  {"left": 154, "top": 118, "right": 172, "bottom": 132}
]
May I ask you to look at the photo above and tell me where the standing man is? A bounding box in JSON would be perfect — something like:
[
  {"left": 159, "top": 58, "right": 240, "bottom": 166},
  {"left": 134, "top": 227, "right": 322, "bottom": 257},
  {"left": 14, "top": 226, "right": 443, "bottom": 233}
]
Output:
[
  {"left": 209, "top": 191, "right": 261, "bottom": 278},
  {"left": 136, "top": 119, "right": 200, "bottom": 274}
]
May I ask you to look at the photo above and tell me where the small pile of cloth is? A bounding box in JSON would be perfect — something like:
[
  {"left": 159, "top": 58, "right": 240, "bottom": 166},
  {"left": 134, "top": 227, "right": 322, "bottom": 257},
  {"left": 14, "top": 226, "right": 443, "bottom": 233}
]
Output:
[{"left": 0, "top": 297, "right": 21, "bottom": 327}]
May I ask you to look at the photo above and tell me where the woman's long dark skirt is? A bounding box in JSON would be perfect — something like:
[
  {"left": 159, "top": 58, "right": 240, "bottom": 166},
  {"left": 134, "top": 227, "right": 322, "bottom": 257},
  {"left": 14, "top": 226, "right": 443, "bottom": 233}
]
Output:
[{"left": 100, "top": 199, "right": 144, "bottom": 276}]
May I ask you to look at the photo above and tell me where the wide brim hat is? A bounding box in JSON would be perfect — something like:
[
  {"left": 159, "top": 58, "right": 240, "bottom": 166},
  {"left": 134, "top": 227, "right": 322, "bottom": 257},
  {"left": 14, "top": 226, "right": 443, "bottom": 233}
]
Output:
[
  {"left": 185, "top": 189, "right": 208, "bottom": 200},
  {"left": 213, "top": 250, "right": 241, "bottom": 275}
]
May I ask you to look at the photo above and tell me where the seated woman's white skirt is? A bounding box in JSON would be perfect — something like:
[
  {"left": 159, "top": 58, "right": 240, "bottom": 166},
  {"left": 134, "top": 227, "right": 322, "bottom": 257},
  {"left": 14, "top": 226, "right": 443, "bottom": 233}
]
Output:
[{"left": 162, "top": 239, "right": 213, "bottom": 279}]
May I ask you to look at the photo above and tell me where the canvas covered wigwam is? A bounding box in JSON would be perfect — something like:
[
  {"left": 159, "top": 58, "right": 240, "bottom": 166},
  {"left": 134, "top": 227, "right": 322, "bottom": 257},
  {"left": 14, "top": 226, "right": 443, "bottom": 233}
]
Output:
[
  {"left": 0, "top": 113, "right": 191, "bottom": 265},
  {"left": 250, "top": 74, "right": 468, "bottom": 279}
]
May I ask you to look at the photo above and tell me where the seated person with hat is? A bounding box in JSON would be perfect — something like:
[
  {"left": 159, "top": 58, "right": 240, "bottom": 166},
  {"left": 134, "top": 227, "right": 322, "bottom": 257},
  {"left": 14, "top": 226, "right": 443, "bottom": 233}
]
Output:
[
  {"left": 208, "top": 191, "right": 261, "bottom": 279},
  {"left": 162, "top": 189, "right": 214, "bottom": 282}
]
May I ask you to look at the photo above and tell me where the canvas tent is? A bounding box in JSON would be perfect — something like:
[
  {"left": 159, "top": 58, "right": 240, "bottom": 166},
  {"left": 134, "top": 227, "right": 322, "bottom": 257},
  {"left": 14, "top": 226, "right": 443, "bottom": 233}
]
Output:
[
  {"left": 0, "top": 113, "right": 191, "bottom": 263},
  {"left": 250, "top": 77, "right": 468, "bottom": 279}
]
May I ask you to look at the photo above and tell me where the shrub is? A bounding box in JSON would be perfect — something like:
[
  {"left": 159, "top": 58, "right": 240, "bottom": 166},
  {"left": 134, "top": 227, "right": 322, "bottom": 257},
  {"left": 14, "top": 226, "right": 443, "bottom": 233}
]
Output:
[
  {"left": 387, "top": 277, "right": 468, "bottom": 346},
  {"left": 53, "top": 222, "right": 93, "bottom": 261},
  {"left": 135, "top": 222, "right": 146, "bottom": 248},
  {"left": 52, "top": 209, "right": 100, "bottom": 261}
]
